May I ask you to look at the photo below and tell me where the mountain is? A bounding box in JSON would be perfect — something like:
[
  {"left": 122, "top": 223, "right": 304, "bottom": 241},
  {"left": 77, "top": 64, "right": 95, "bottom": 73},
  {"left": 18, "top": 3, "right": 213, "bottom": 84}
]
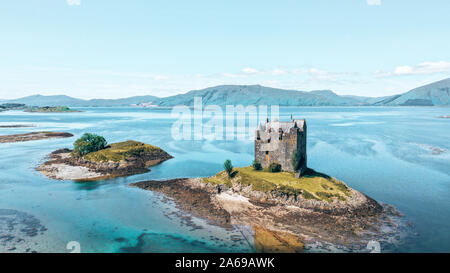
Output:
[
  {"left": 342, "top": 95, "right": 398, "bottom": 105},
  {"left": 152, "top": 79, "right": 450, "bottom": 106},
  {"left": 3, "top": 95, "right": 159, "bottom": 107},
  {"left": 374, "top": 78, "right": 450, "bottom": 106},
  {"left": 156, "top": 85, "right": 362, "bottom": 106},
  {"left": 3, "top": 95, "right": 84, "bottom": 107},
  {"left": 2, "top": 78, "right": 449, "bottom": 107},
  {"left": 80, "top": 96, "right": 159, "bottom": 107}
]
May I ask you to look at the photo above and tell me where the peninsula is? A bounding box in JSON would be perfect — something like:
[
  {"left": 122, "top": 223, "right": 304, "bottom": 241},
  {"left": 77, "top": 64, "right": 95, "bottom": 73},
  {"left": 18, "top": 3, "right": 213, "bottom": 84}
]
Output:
[{"left": 38, "top": 134, "right": 173, "bottom": 181}]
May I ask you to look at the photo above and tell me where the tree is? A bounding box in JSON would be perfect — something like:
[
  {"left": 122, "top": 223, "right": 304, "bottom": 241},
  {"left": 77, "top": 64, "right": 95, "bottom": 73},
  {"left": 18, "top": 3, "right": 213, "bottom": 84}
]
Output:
[
  {"left": 73, "top": 133, "right": 107, "bottom": 157},
  {"left": 224, "top": 159, "right": 233, "bottom": 177},
  {"left": 252, "top": 159, "right": 262, "bottom": 171},
  {"left": 268, "top": 162, "right": 282, "bottom": 173}
]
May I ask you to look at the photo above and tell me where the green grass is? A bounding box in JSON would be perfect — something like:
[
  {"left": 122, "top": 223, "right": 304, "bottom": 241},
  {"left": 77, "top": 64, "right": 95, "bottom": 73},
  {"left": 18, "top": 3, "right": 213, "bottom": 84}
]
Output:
[
  {"left": 202, "top": 170, "right": 233, "bottom": 187},
  {"left": 83, "top": 140, "right": 162, "bottom": 162},
  {"left": 202, "top": 166, "right": 352, "bottom": 202}
]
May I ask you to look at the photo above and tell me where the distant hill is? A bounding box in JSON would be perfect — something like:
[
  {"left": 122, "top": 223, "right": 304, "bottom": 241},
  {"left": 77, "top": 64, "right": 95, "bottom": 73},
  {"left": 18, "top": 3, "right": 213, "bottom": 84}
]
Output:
[
  {"left": 2, "top": 78, "right": 449, "bottom": 107},
  {"left": 3, "top": 95, "right": 84, "bottom": 107},
  {"left": 341, "top": 95, "right": 398, "bottom": 105},
  {"left": 374, "top": 78, "right": 450, "bottom": 106},
  {"left": 155, "top": 85, "right": 362, "bottom": 106},
  {"left": 2, "top": 95, "right": 159, "bottom": 107},
  {"left": 84, "top": 96, "right": 160, "bottom": 107},
  {"left": 155, "top": 79, "right": 450, "bottom": 106}
]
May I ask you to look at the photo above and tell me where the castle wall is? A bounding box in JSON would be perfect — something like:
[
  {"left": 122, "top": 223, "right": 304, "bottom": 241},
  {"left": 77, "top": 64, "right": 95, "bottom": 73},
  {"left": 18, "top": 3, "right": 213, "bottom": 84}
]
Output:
[
  {"left": 296, "top": 127, "right": 307, "bottom": 176},
  {"left": 255, "top": 124, "right": 307, "bottom": 173}
]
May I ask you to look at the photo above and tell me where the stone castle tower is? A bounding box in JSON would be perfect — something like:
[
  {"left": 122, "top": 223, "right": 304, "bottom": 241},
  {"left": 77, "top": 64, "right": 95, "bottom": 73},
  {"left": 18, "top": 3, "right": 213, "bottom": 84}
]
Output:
[{"left": 255, "top": 117, "right": 307, "bottom": 176}]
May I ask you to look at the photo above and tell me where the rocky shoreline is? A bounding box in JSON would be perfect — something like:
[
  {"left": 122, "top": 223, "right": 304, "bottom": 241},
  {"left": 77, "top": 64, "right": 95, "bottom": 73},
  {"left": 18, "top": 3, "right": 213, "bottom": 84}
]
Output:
[
  {"left": 131, "top": 178, "right": 407, "bottom": 253},
  {"left": 0, "top": 132, "right": 73, "bottom": 143},
  {"left": 38, "top": 146, "right": 173, "bottom": 181},
  {"left": 0, "top": 124, "right": 35, "bottom": 128}
]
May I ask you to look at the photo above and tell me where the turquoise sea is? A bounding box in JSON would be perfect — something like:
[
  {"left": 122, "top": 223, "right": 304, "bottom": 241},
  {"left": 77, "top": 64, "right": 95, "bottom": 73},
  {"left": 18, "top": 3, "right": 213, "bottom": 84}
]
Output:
[{"left": 0, "top": 107, "right": 449, "bottom": 253}]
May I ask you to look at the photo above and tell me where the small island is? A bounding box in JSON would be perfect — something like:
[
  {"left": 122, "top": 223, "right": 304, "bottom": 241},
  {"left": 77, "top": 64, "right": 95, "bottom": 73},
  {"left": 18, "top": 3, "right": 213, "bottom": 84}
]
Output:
[
  {"left": 0, "top": 103, "right": 80, "bottom": 113},
  {"left": 0, "top": 131, "right": 73, "bottom": 143},
  {"left": 131, "top": 166, "right": 397, "bottom": 252},
  {"left": 131, "top": 118, "right": 404, "bottom": 253},
  {"left": 38, "top": 133, "right": 173, "bottom": 181},
  {"left": 25, "top": 106, "right": 81, "bottom": 113}
]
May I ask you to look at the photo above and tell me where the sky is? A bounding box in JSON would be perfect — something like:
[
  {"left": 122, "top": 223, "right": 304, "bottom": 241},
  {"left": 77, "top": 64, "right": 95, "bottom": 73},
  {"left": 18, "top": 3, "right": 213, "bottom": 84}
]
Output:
[{"left": 1, "top": 0, "right": 449, "bottom": 99}]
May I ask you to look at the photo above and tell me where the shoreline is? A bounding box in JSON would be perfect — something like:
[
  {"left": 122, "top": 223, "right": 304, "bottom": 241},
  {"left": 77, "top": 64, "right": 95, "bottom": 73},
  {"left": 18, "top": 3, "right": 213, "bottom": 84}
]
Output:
[
  {"left": 0, "top": 124, "right": 35, "bottom": 128},
  {"left": 37, "top": 145, "right": 173, "bottom": 181},
  {"left": 131, "top": 177, "right": 408, "bottom": 253},
  {"left": 0, "top": 132, "right": 73, "bottom": 143}
]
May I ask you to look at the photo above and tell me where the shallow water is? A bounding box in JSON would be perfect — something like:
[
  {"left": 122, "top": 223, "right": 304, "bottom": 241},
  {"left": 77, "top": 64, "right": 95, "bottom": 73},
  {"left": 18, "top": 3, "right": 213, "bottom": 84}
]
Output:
[{"left": 0, "top": 107, "right": 449, "bottom": 253}]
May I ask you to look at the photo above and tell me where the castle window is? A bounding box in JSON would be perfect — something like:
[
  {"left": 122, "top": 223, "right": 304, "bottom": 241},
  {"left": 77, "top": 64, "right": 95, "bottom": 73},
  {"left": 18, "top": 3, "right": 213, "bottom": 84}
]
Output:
[
  {"left": 265, "top": 151, "right": 269, "bottom": 155},
  {"left": 267, "top": 139, "right": 271, "bottom": 143}
]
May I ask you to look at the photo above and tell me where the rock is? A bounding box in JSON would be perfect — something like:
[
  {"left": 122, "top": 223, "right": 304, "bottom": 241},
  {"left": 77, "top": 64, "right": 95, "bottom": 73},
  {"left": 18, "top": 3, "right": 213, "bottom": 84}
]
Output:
[{"left": 0, "top": 132, "right": 73, "bottom": 143}]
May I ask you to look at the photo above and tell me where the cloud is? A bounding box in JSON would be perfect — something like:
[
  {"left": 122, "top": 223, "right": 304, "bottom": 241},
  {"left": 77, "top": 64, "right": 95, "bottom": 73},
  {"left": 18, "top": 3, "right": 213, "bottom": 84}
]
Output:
[
  {"left": 377, "top": 61, "right": 450, "bottom": 76},
  {"left": 393, "top": 66, "right": 413, "bottom": 75},
  {"left": 307, "top": 68, "right": 353, "bottom": 82},
  {"left": 222, "top": 72, "right": 243, "bottom": 78},
  {"left": 152, "top": 75, "right": 170, "bottom": 81},
  {"left": 67, "top": 0, "right": 81, "bottom": 6},
  {"left": 405, "top": 61, "right": 450, "bottom": 74},
  {"left": 241, "top": 67, "right": 259, "bottom": 74},
  {"left": 219, "top": 66, "right": 355, "bottom": 85},
  {"left": 226, "top": 67, "right": 284, "bottom": 77},
  {"left": 366, "top": 0, "right": 381, "bottom": 6},
  {"left": 271, "top": 68, "right": 287, "bottom": 76}
]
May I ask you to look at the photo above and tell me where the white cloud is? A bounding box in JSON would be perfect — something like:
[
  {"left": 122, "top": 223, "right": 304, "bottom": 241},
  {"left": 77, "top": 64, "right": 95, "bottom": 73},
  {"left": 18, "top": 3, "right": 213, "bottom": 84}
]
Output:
[
  {"left": 377, "top": 61, "right": 450, "bottom": 76},
  {"left": 393, "top": 66, "right": 413, "bottom": 75},
  {"left": 366, "top": 0, "right": 381, "bottom": 6},
  {"left": 222, "top": 72, "right": 242, "bottom": 78},
  {"left": 309, "top": 68, "right": 323, "bottom": 75},
  {"left": 152, "top": 75, "right": 170, "bottom": 81},
  {"left": 222, "top": 66, "right": 353, "bottom": 83},
  {"left": 308, "top": 68, "right": 345, "bottom": 81},
  {"left": 412, "top": 61, "right": 450, "bottom": 74},
  {"left": 271, "top": 68, "right": 287, "bottom": 76},
  {"left": 241, "top": 67, "right": 259, "bottom": 74},
  {"left": 67, "top": 0, "right": 81, "bottom": 6}
]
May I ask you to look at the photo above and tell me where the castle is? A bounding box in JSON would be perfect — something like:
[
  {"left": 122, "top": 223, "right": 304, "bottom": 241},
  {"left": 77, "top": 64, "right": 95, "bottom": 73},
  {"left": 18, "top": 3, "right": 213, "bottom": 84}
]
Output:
[{"left": 255, "top": 117, "right": 307, "bottom": 177}]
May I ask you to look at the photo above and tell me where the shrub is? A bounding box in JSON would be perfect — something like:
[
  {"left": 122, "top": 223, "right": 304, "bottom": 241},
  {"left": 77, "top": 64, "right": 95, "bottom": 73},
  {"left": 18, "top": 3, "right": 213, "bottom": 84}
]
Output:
[
  {"left": 73, "top": 133, "right": 107, "bottom": 157},
  {"left": 224, "top": 159, "right": 233, "bottom": 177},
  {"left": 267, "top": 162, "right": 282, "bottom": 173},
  {"left": 252, "top": 160, "right": 262, "bottom": 171}
]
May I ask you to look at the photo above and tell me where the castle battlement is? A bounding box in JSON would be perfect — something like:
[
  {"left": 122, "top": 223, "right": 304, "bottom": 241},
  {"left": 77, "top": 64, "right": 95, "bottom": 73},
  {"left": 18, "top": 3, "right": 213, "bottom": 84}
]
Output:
[{"left": 255, "top": 118, "right": 307, "bottom": 175}]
